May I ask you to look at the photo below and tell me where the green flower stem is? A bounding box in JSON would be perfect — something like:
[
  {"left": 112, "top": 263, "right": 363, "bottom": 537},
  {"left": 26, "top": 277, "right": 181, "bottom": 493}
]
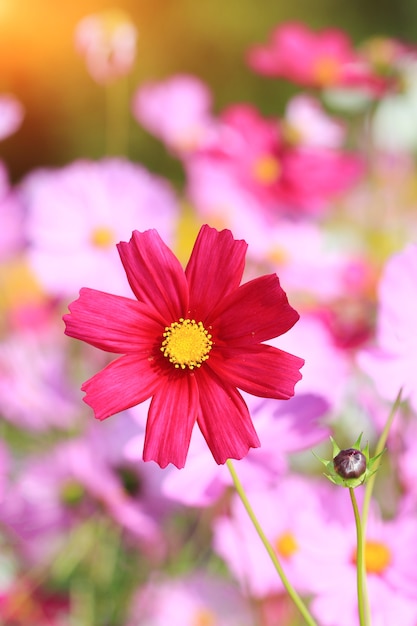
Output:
[
  {"left": 360, "top": 387, "right": 403, "bottom": 626},
  {"left": 350, "top": 487, "right": 367, "bottom": 626},
  {"left": 105, "top": 77, "right": 130, "bottom": 156},
  {"left": 226, "top": 459, "right": 318, "bottom": 626},
  {"left": 361, "top": 387, "right": 403, "bottom": 532}
]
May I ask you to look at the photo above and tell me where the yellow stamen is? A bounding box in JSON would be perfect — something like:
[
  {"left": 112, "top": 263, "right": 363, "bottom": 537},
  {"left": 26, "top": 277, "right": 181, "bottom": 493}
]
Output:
[
  {"left": 252, "top": 155, "right": 281, "bottom": 184},
  {"left": 161, "top": 318, "right": 213, "bottom": 369},
  {"left": 313, "top": 56, "right": 341, "bottom": 86},
  {"left": 352, "top": 539, "right": 391, "bottom": 575},
  {"left": 275, "top": 530, "right": 298, "bottom": 559},
  {"left": 91, "top": 226, "right": 114, "bottom": 248},
  {"left": 267, "top": 245, "right": 289, "bottom": 266},
  {"left": 192, "top": 609, "right": 216, "bottom": 626}
]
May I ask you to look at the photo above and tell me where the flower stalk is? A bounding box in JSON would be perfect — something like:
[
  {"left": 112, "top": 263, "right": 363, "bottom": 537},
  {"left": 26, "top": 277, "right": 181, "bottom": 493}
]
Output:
[
  {"left": 350, "top": 486, "right": 367, "bottom": 626},
  {"left": 360, "top": 388, "right": 403, "bottom": 626},
  {"left": 226, "top": 459, "right": 318, "bottom": 626},
  {"left": 315, "top": 433, "right": 389, "bottom": 626}
]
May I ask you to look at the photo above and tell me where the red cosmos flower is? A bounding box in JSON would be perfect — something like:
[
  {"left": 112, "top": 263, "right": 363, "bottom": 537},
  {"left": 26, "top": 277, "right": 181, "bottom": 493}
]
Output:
[{"left": 64, "top": 225, "right": 303, "bottom": 468}]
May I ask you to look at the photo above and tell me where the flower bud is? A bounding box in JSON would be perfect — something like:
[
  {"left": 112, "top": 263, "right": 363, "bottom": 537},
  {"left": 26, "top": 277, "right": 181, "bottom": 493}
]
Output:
[
  {"left": 314, "top": 434, "right": 384, "bottom": 488},
  {"left": 75, "top": 9, "right": 138, "bottom": 84},
  {"left": 333, "top": 448, "right": 366, "bottom": 479}
]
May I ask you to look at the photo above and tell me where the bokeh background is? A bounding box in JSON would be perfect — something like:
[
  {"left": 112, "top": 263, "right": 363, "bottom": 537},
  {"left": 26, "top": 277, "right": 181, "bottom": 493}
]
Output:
[
  {"left": 3, "top": 3, "right": 417, "bottom": 625},
  {"left": 1, "top": 0, "right": 416, "bottom": 185}
]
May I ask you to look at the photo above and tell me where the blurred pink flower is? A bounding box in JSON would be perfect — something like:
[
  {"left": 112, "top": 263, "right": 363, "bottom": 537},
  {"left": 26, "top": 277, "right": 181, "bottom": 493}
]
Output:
[
  {"left": 247, "top": 22, "right": 388, "bottom": 95},
  {"left": 64, "top": 225, "right": 303, "bottom": 468},
  {"left": 0, "top": 425, "right": 162, "bottom": 563},
  {"left": 75, "top": 9, "right": 137, "bottom": 83},
  {"left": 127, "top": 572, "right": 253, "bottom": 626},
  {"left": 213, "top": 475, "right": 334, "bottom": 597},
  {"left": 0, "top": 327, "right": 78, "bottom": 431},
  {"left": 309, "top": 510, "right": 417, "bottom": 626},
  {"left": 283, "top": 94, "right": 346, "bottom": 148},
  {"left": 397, "top": 418, "right": 417, "bottom": 500},
  {"left": 132, "top": 74, "right": 220, "bottom": 154},
  {"left": 275, "top": 313, "right": 351, "bottom": 412},
  {"left": 187, "top": 104, "right": 363, "bottom": 217},
  {"left": 0, "top": 94, "right": 24, "bottom": 141},
  {"left": 258, "top": 221, "right": 366, "bottom": 301},
  {"left": 22, "top": 158, "right": 179, "bottom": 297},
  {"left": 358, "top": 244, "right": 417, "bottom": 410}
]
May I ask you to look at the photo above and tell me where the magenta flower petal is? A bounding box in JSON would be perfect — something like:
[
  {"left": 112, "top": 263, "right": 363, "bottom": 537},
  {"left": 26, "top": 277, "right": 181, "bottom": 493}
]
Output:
[
  {"left": 196, "top": 367, "right": 260, "bottom": 464},
  {"left": 143, "top": 374, "right": 199, "bottom": 469},
  {"left": 117, "top": 229, "right": 188, "bottom": 321},
  {"left": 210, "top": 344, "right": 304, "bottom": 399},
  {"left": 211, "top": 274, "right": 299, "bottom": 345},
  {"left": 64, "top": 287, "right": 162, "bottom": 353},
  {"left": 65, "top": 225, "right": 303, "bottom": 468},
  {"left": 82, "top": 354, "right": 161, "bottom": 420},
  {"left": 185, "top": 224, "right": 247, "bottom": 319}
]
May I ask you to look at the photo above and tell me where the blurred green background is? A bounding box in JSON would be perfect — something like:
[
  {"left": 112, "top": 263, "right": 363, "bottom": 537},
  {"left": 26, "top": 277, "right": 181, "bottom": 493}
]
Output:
[{"left": 0, "top": 0, "right": 415, "bottom": 184}]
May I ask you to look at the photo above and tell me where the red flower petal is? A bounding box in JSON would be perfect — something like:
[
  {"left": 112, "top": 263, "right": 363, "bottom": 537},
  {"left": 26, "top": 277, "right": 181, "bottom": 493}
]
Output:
[
  {"left": 196, "top": 366, "right": 260, "bottom": 464},
  {"left": 81, "top": 354, "right": 162, "bottom": 420},
  {"left": 210, "top": 274, "right": 299, "bottom": 345},
  {"left": 143, "top": 373, "right": 199, "bottom": 469},
  {"left": 64, "top": 287, "right": 162, "bottom": 353},
  {"left": 185, "top": 224, "right": 247, "bottom": 320},
  {"left": 209, "top": 343, "right": 304, "bottom": 399},
  {"left": 117, "top": 230, "right": 188, "bottom": 322}
]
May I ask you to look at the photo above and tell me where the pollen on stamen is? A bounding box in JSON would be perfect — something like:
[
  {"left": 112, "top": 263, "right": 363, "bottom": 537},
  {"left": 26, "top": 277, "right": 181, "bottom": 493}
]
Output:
[{"left": 161, "top": 318, "right": 213, "bottom": 370}]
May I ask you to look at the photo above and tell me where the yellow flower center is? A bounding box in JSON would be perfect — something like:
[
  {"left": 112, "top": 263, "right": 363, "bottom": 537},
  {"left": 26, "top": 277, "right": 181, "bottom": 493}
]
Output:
[
  {"left": 267, "top": 245, "right": 289, "bottom": 266},
  {"left": 252, "top": 155, "right": 281, "bottom": 184},
  {"left": 192, "top": 608, "right": 216, "bottom": 626},
  {"left": 352, "top": 540, "right": 391, "bottom": 575},
  {"left": 313, "top": 56, "right": 341, "bottom": 86},
  {"left": 275, "top": 530, "right": 298, "bottom": 559},
  {"left": 91, "top": 226, "right": 115, "bottom": 248},
  {"left": 161, "top": 318, "right": 213, "bottom": 369}
]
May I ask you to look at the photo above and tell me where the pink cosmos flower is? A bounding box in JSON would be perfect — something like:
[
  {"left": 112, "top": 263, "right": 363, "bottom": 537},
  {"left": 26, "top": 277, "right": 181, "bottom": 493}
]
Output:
[
  {"left": 357, "top": 244, "right": 417, "bottom": 410},
  {"left": 186, "top": 104, "right": 363, "bottom": 217},
  {"left": 132, "top": 74, "right": 220, "bottom": 155},
  {"left": 22, "top": 158, "right": 179, "bottom": 297},
  {"left": 397, "top": 418, "right": 417, "bottom": 502},
  {"left": 127, "top": 572, "right": 253, "bottom": 626},
  {"left": 272, "top": 314, "right": 350, "bottom": 413},
  {"left": 64, "top": 225, "right": 303, "bottom": 468},
  {"left": 213, "top": 475, "right": 334, "bottom": 598},
  {"left": 0, "top": 427, "right": 162, "bottom": 564},
  {"left": 247, "top": 22, "right": 388, "bottom": 95},
  {"left": 308, "top": 509, "right": 417, "bottom": 626},
  {"left": 0, "top": 327, "right": 78, "bottom": 431},
  {"left": 283, "top": 94, "right": 346, "bottom": 149}
]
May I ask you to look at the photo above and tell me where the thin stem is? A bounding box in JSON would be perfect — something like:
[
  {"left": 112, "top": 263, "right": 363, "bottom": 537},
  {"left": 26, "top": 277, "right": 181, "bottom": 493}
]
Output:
[
  {"left": 105, "top": 76, "right": 130, "bottom": 156},
  {"left": 350, "top": 487, "right": 367, "bottom": 626},
  {"left": 360, "top": 387, "right": 402, "bottom": 626},
  {"left": 226, "top": 459, "right": 318, "bottom": 626},
  {"left": 361, "top": 387, "right": 403, "bottom": 532}
]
